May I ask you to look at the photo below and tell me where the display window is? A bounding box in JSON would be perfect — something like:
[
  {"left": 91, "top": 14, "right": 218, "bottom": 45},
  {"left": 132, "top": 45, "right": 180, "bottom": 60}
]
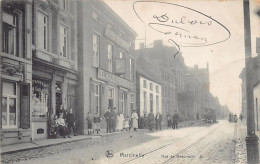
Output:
[{"left": 32, "top": 78, "right": 50, "bottom": 118}]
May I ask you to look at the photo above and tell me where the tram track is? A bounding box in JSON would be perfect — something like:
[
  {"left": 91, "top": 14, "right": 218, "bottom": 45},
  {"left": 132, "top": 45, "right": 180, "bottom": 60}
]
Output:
[{"left": 122, "top": 121, "right": 224, "bottom": 164}]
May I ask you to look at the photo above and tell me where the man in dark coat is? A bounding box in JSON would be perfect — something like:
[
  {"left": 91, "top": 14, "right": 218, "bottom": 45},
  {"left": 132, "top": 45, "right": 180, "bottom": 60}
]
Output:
[
  {"left": 172, "top": 111, "right": 179, "bottom": 129},
  {"left": 111, "top": 107, "right": 117, "bottom": 132},
  {"left": 148, "top": 110, "right": 154, "bottom": 132},
  {"left": 66, "top": 108, "right": 77, "bottom": 137},
  {"left": 155, "top": 112, "right": 162, "bottom": 130},
  {"left": 104, "top": 107, "right": 112, "bottom": 133}
]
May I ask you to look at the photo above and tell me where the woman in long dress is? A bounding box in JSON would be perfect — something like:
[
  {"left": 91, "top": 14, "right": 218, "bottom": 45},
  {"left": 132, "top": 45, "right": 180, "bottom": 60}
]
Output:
[
  {"left": 116, "top": 112, "right": 124, "bottom": 131},
  {"left": 131, "top": 110, "right": 138, "bottom": 131}
]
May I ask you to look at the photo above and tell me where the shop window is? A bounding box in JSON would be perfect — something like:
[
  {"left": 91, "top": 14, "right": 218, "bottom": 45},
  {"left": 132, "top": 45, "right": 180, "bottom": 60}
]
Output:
[
  {"left": 2, "top": 12, "right": 17, "bottom": 56},
  {"left": 93, "top": 34, "right": 99, "bottom": 67},
  {"left": 59, "top": 25, "right": 68, "bottom": 58},
  {"left": 32, "top": 79, "right": 50, "bottom": 118},
  {"left": 2, "top": 81, "right": 18, "bottom": 128},
  {"left": 108, "top": 44, "right": 113, "bottom": 72},
  {"left": 38, "top": 12, "right": 48, "bottom": 50}
]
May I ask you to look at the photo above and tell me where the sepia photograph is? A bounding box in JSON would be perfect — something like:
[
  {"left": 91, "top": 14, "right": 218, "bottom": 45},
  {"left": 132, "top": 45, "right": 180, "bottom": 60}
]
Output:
[{"left": 0, "top": 0, "right": 260, "bottom": 163}]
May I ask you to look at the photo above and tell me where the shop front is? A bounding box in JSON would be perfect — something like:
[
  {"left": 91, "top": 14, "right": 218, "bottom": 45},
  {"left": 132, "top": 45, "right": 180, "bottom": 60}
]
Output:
[
  {"left": 32, "top": 60, "right": 78, "bottom": 140},
  {"left": 90, "top": 68, "right": 135, "bottom": 129}
]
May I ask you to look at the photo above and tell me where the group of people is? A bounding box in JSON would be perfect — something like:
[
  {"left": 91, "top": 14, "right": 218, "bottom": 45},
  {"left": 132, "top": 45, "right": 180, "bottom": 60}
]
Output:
[
  {"left": 49, "top": 105, "right": 77, "bottom": 138},
  {"left": 139, "top": 111, "right": 163, "bottom": 132},
  {"left": 102, "top": 107, "right": 139, "bottom": 133},
  {"left": 167, "top": 112, "right": 180, "bottom": 129}
]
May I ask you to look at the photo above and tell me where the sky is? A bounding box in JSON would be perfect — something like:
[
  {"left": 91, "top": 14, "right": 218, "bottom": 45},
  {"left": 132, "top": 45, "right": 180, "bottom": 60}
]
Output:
[{"left": 105, "top": 0, "right": 260, "bottom": 114}]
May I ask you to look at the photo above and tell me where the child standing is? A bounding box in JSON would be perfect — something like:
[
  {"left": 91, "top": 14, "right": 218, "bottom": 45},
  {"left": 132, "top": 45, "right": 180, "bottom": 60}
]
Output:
[
  {"left": 86, "top": 112, "right": 93, "bottom": 135},
  {"left": 93, "top": 113, "right": 101, "bottom": 134}
]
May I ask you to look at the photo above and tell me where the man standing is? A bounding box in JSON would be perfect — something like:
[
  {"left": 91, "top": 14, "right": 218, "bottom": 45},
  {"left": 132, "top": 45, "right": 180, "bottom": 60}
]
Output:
[
  {"left": 155, "top": 112, "right": 162, "bottom": 130},
  {"left": 148, "top": 110, "right": 155, "bottom": 132},
  {"left": 172, "top": 111, "right": 179, "bottom": 129},
  {"left": 111, "top": 107, "right": 117, "bottom": 132},
  {"left": 66, "top": 108, "right": 77, "bottom": 137},
  {"left": 104, "top": 107, "right": 112, "bottom": 133}
]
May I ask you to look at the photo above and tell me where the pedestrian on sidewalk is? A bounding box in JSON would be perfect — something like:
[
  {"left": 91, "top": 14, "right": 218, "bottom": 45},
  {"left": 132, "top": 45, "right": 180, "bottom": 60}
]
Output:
[
  {"left": 66, "top": 108, "right": 77, "bottom": 137},
  {"left": 131, "top": 110, "right": 139, "bottom": 131},
  {"left": 148, "top": 110, "right": 155, "bottom": 132},
  {"left": 172, "top": 111, "right": 179, "bottom": 129},
  {"left": 112, "top": 107, "right": 117, "bottom": 132},
  {"left": 104, "top": 107, "right": 112, "bottom": 133},
  {"left": 57, "top": 104, "right": 67, "bottom": 120},
  {"left": 93, "top": 112, "right": 101, "bottom": 134},
  {"left": 116, "top": 111, "right": 124, "bottom": 131},
  {"left": 49, "top": 115, "right": 58, "bottom": 138},
  {"left": 155, "top": 112, "right": 162, "bottom": 130},
  {"left": 167, "top": 114, "right": 172, "bottom": 128},
  {"left": 86, "top": 112, "right": 93, "bottom": 135},
  {"left": 56, "top": 113, "right": 68, "bottom": 138},
  {"left": 123, "top": 116, "right": 131, "bottom": 131}
]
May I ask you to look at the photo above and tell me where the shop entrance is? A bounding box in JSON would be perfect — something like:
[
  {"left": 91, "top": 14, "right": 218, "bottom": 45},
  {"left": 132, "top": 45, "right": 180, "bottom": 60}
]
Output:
[{"left": 55, "top": 82, "right": 62, "bottom": 116}]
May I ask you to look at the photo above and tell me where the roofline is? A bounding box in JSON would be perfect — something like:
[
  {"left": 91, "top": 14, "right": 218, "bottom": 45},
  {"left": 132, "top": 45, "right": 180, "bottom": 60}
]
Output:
[{"left": 99, "top": 0, "right": 138, "bottom": 37}]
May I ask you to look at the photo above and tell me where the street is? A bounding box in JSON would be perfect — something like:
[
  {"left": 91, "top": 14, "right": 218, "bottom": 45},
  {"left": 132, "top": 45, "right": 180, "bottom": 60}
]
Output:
[{"left": 1, "top": 120, "right": 247, "bottom": 164}]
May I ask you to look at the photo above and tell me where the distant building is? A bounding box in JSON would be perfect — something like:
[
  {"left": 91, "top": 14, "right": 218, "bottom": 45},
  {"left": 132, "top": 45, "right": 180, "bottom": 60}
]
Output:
[
  {"left": 135, "top": 41, "right": 178, "bottom": 125},
  {"left": 135, "top": 55, "right": 162, "bottom": 127},
  {"left": 77, "top": 0, "right": 137, "bottom": 133}
]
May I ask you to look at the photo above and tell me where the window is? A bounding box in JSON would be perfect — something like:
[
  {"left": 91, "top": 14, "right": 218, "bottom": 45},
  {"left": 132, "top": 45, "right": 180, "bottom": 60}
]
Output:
[
  {"left": 108, "top": 87, "right": 114, "bottom": 108},
  {"left": 150, "top": 83, "right": 153, "bottom": 91},
  {"left": 59, "top": 25, "right": 68, "bottom": 58},
  {"left": 143, "top": 80, "right": 147, "bottom": 88},
  {"left": 93, "top": 34, "right": 99, "bottom": 67},
  {"left": 2, "top": 81, "right": 18, "bottom": 128},
  {"left": 38, "top": 12, "right": 48, "bottom": 50},
  {"left": 156, "top": 95, "right": 159, "bottom": 113},
  {"left": 2, "top": 12, "right": 17, "bottom": 56},
  {"left": 144, "top": 92, "right": 147, "bottom": 113},
  {"left": 94, "top": 84, "right": 100, "bottom": 114},
  {"left": 130, "top": 58, "right": 134, "bottom": 81},
  {"left": 150, "top": 94, "right": 153, "bottom": 112},
  {"left": 120, "top": 91, "right": 125, "bottom": 113},
  {"left": 156, "top": 86, "right": 159, "bottom": 93},
  {"left": 61, "top": 0, "right": 67, "bottom": 11},
  {"left": 120, "top": 51, "right": 123, "bottom": 59},
  {"left": 108, "top": 44, "right": 113, "bottom": 72},
  {"left": 130, "top": 94, "right": 134, "bottom": 113}
]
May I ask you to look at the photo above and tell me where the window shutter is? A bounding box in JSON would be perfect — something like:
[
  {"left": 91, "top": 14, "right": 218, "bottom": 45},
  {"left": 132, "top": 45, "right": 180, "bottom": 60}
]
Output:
[{"left": 20, "top": 83, "right": 30, "bottom": 129}]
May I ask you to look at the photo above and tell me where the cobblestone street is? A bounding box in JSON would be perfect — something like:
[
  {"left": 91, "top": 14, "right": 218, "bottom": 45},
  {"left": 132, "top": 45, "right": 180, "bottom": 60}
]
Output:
[{"left": 1, "top": 120, "right": 247, "bottom": 164}]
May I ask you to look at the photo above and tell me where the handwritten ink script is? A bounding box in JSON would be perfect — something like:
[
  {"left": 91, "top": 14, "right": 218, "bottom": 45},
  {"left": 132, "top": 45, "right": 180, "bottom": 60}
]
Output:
[{"left": 133, "top": 1, "right": 231, "bottom": 56}]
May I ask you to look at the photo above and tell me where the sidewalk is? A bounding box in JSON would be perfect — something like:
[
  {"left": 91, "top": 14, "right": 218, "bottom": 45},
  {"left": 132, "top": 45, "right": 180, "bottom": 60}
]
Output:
[
  {"left": 0, "top": 120, "right": 204, "bottom": 155},
  {"left": 0, "top": 129, "right": 148, "bottom": 155}
]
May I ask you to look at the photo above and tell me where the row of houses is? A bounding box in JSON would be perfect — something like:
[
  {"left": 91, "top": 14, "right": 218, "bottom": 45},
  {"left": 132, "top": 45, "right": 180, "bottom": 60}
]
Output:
[
  {"left": 0, "top": 0, "right": 228, "bottom": 146},
  {"left": 240, "top": 37, "right": 260, "bottom": 131}
]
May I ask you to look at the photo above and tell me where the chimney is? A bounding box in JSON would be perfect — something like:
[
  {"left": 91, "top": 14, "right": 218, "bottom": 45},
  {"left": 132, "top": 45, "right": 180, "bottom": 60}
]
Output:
[
  {"left": 154, "top": 40, "right": 163, "bottom": 48},
  {"left": 139, "top": 42, "right": 145, "bottom": 49}
]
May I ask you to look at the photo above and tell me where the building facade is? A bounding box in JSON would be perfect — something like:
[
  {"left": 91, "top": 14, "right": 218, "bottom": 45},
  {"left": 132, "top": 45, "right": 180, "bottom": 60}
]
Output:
[
  {"left": 1, "top": 0, "right": 79, "bottom": 145},
  {"left": 1, "top": 0, "right": 32, "bottom": 145},
  {"left": 77, "top": 0, "right": 137, "bottom": 133}
]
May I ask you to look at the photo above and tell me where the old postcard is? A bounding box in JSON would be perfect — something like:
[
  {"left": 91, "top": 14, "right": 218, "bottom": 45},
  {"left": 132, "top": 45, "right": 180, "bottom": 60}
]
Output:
[{"left": 0, "top": 0, "right": 260, "bottom": 163}]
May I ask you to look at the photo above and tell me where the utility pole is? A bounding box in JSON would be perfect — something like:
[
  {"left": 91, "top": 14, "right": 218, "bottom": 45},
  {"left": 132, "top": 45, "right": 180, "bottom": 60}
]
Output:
[{"left": 243, "top": 0, "right": 259, "bottom": 163}]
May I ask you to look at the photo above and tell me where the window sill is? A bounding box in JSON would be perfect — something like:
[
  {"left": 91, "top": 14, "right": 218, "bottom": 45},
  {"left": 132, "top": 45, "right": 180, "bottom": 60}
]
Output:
[{"left": 1, "top": 52, "right": 32, "bottom": 64}]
